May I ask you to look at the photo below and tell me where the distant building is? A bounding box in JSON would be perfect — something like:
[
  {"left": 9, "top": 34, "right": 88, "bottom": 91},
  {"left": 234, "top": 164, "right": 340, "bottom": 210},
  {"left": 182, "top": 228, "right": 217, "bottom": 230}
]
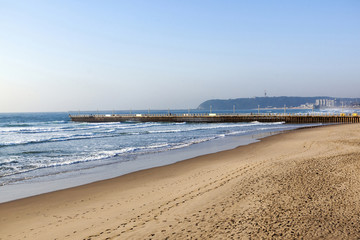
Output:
[
  {"left": 299, "top": 103, "right": 314, "bottom": 109},
  {"left": 315, "top": 99, "right": 335, "bottom": 108}
]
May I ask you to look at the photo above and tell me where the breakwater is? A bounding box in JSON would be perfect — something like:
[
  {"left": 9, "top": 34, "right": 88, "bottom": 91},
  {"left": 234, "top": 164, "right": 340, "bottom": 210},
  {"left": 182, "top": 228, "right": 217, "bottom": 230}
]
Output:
[{"left": 69, "top": 113, "right": 360, "bottom": 124}]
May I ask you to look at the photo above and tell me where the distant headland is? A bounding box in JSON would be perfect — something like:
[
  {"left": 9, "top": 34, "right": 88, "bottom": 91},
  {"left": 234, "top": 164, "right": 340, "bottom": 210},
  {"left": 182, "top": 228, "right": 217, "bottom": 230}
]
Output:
[{"left": 197, "top": 96, "right": 360, "bottom": 110}]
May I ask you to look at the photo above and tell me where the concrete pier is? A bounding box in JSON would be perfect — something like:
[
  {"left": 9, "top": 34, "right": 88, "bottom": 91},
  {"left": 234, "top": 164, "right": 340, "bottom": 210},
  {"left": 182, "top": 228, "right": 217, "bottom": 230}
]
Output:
[{"left": 69, "top": 113, "right": 360, "bottom": 124}]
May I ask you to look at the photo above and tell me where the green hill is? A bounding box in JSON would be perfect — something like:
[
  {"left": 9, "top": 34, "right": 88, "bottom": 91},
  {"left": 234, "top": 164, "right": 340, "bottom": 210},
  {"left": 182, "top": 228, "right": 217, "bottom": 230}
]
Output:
[{"left": 197, "top": 96, "right": 335, "bottom": 110}]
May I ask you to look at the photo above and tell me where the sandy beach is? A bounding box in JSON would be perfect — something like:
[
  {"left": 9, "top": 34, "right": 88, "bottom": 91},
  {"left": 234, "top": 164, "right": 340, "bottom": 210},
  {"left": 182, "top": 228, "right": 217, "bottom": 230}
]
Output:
[{"left": 1, "top": 123, "right": 360, "bottom": 239}]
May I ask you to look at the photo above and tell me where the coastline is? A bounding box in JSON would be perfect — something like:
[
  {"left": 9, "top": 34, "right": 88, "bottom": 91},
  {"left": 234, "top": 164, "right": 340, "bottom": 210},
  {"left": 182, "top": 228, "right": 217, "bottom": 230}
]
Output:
[
  {"left": 0, "top": 129, "right": 281, "bottom": 203},
  {"left": 1, "top": 123, "right": 360, "bottom": 239}
]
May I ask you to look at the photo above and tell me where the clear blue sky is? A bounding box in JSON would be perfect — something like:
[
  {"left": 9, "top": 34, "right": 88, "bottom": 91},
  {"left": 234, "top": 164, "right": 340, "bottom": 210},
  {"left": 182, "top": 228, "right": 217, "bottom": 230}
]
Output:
[{"left": 1, "top": 0, "right": 359, "bottom": 112}]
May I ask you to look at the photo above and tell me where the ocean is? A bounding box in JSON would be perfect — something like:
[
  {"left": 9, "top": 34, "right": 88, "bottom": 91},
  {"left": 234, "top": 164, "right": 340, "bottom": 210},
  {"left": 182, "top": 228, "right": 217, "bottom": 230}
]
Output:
[{"left": 0, "top": 109, "right": 329, "bottom": 202}]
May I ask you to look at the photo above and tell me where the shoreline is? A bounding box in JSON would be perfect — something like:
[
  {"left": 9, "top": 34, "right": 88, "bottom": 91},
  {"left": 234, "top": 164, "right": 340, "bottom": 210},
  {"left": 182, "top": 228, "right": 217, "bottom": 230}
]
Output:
[
  {"left": 0, "top": 131, "right": 263, "bottom": 203},
  {"left": 0, "top": 124, "right": 305, "bottom": 204},
  {"left": 1, "top": 123, "right": 360, "bottom": 239}
]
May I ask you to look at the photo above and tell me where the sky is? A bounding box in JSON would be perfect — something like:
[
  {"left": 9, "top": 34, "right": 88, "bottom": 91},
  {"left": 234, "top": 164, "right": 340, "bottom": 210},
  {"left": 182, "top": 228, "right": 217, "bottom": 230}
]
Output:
[{"left": 0, "top": 0, "right": 359, "bottom": 112}]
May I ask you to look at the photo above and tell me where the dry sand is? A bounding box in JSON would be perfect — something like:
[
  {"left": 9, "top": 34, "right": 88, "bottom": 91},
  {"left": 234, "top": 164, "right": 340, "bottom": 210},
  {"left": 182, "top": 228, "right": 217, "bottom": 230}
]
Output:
[{"left": 1, "top": 124, "right": 360, "bottom": 239}]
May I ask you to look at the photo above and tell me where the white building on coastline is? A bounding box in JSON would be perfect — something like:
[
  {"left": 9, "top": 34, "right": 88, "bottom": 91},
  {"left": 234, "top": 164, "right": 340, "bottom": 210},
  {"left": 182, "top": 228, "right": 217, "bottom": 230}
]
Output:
[{"left": 315, "top": 99, "right": 335, "bottom": 108}]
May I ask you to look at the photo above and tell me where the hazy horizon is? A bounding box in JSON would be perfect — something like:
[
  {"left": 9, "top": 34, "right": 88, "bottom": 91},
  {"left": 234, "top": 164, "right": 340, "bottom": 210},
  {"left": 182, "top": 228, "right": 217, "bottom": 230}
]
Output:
[
  {"left": 0, "top": 95, "right": 358, "bottom": 113},
  {"left": 1, "top": 1, "right": 359, "bottom": 112}
]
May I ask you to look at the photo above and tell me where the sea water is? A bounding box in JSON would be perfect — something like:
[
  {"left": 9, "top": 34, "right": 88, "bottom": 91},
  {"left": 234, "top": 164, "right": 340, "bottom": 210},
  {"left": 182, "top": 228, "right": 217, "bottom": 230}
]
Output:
[{"left": 0, "top": 109, "right": 324, "bottom": 202}]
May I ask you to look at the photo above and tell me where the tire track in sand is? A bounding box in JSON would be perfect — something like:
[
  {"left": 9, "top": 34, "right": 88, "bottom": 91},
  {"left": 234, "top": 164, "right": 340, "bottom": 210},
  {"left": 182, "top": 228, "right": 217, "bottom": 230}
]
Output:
[{"left": 84, "top": 159, "right": 267, "bottom": 240}]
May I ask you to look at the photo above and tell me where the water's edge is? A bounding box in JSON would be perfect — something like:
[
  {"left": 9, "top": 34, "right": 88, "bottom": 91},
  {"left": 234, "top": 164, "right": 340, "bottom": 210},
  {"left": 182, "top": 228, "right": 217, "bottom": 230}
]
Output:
[{"left": 0, "top": 130, "right": 279, "bottom": 203}]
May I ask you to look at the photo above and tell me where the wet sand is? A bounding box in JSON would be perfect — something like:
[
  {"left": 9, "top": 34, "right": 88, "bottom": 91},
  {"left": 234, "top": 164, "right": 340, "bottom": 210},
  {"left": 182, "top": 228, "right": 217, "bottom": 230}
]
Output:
[{"left": 1, "top": 124, "right": 360, "bottom": 239}]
